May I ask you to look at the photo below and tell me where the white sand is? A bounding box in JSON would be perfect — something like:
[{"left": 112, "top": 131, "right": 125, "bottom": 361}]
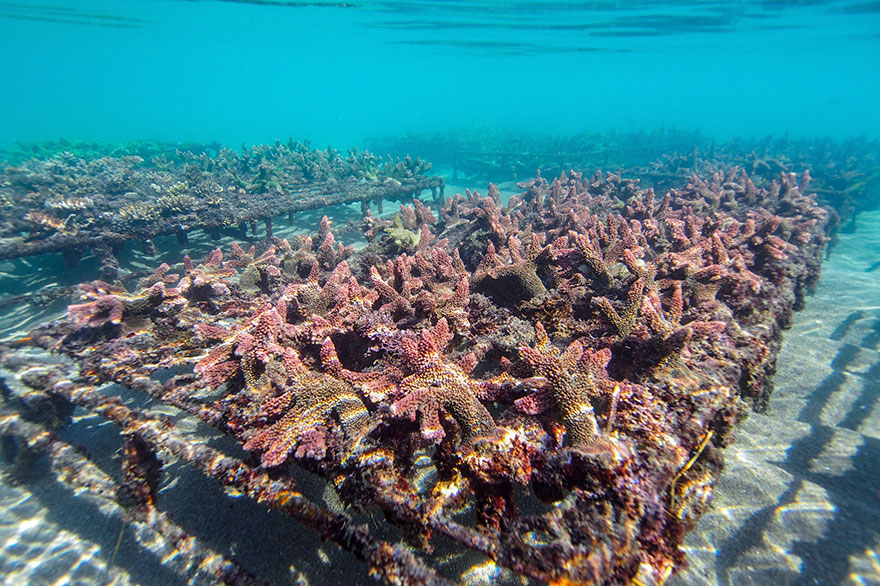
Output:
[{"left": 671, "top": 210, "right": 880, "bottom": 586}]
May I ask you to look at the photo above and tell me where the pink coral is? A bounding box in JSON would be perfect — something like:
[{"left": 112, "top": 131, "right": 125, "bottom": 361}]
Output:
[{"left": 389, "top": 319, "right": 495, "bottom": 442}]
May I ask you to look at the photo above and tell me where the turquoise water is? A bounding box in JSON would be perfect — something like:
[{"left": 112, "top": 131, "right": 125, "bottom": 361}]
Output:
[
  {"left": 1, "top": 2, "right": 880, "bottom": 586},
  {"left": 1, "top": 0, "right": 878, "bottom": 149}
]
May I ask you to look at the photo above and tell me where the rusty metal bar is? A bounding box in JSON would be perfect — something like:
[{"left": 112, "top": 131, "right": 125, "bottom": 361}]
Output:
[
  {"left": 0, "top": 411, "right": 266, "bottom": 586},
  {"left": 0, "top": 350, "right": 450, "bottom": 586}
]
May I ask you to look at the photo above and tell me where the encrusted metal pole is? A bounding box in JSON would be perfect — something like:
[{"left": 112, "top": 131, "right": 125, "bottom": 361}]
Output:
[
  {"left": 0, "top": 350, "right": 451, "bottom": 586},
  {"left": 0, "top": 412, "right": 266, "bottom": 586}
]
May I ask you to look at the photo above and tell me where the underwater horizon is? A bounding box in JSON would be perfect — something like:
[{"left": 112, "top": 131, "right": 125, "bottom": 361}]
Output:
[
  {"left": 1, "top": 0, "right": 879, "bottom": 150},
  {"left": 1, "top": 2, "right": 879, "bottom": 586}
]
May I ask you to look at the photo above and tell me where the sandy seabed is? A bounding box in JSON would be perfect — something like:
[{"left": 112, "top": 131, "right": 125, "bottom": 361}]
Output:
[{"left": 671, "top": 210, "right": 880, "bottom": 586}]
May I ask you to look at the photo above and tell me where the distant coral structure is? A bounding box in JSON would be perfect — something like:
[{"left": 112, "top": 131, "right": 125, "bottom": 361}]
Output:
[{"left": 0, "top": 140, "right": 442, "bottom": 280}]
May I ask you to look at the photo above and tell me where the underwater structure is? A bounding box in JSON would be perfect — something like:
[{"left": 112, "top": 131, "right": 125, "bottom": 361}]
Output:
[
  {"left": 0, "top": 147, "right": 832, "bottom": 584},
  {"left": 0, "top": 141, "right": 442, "bottom": 280},
  {"left": 369, "top": 130, "right": 879, "bottom": 228}
]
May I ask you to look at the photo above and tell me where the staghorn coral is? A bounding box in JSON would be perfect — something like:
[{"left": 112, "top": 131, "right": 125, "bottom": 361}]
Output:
[
  {"left": 242, "top": 364, "right": 371, "bottom": 467},
  {"left": 194, "top": 303, "right": 287, "bottom": 393},
  {"left": 518, "top": 323, "right": 612, "bottom": 446},
  {"left": 593, "top": 277, "right": 645, "bottom": 338},
  {"left": 389, "top": 319, "right": 496, "bottom": 442},
  {"left": 225, "top": 242, "right": 282, "bottom": 294},
  {"left": 178, "top": 249, "right": 238, "bottom": 300},
  {"left": 137, "top": 262, "right": 180, "bottom": 290},
  {"left": 366, "top": 244, "right": 471, "bottom": 332},
  {"left": 275, "top": 216, "right": 355, "bottom": 277},
  {"left": 156, "top": 191, "right": 199, "bottom": 214},
  {"left": 117, "top": 201, "right": 159, "bottom": 224},
  {"left": 472, "top": 233, "right": 553, "bottom": 306},
  {"left": 19, "top": 162, "right": 833, "bottom": 586},
  {"left": 68, "top": 286, "right": 124, "bottom": 327},
  {"left": 24, "top": 211, "right": 74, "bottom": 234},
  {"left": 67, "top": 278, "right": 184, "bottom": 329},
  {"left": 0, "top": 140, "right": 442, "bottom": 278}
]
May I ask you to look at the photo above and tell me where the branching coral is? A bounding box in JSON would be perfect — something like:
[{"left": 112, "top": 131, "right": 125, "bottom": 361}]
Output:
[
  {"left": 472, "top": 234, "right": 552, "bottom": 306},
  {"left": 25, "top": 161, "right": 833, "bottom": 586},
  {"left": 518, "top": 323, "right": 614, "bottom": 446},
  {"left": 194, "top": 303, "right": 287, "bottom": 393},
  {"left": 593, "top": 278, "right": 645, "bottom": 338},
  {"left": 389, "top": 319, "right": 496, "bottom": 442},
  {"left": 178, "top": 249, "right": 237, "bottom": 300},
  {"left": 242, "top": 368, "right": 371, "bottom": 466},
  {"left": 224, "top": 242, "right": 282, "bottom": 294},
  {"left": 68, "top": 278, "right": 184, "bottom": 329}
]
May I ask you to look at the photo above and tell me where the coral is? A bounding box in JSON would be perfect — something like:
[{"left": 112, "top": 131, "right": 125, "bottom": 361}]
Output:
[
  {"left": 390, "top": 319, "right": 496, "bottom": 442},
  {"left": 224, "top": 242, "right": 282, "bottom": 294},
  {"left": 19, "top": 159, "right": 834, "bottom": 586},
  {"left": 472, "top": 234, "right": 552, "bottom": 306},
  {"left": 68, "top": 284, "right": 124, "bottom": 327},
  {"left": 518, "top": 323, "right": 611, "bottom": 446},
  {"left": 0, "top": 140, "right": 442, "bottom": 274},
  {"left": 67, "top": 279, "right": 184, "bottom": 329},
  {"left": 570, "top": 214, "right": 638, "bottom": 282},
  {"left": 320, "top": 337, "right": 403, "bottom": 404},
  {"left": 178, "top": 249, "right": 237, "bottom": 300},
  {"left": 379, "top": 214, "right": 421, "bottom": 254},
  {"left": 194, "top": 303, "right": 287, "bottom": 393},
  {"left": 593, "top": 278, "right": 645, "bottom": 338},
  {"left": 23, "top": 211, "right": 74, "bottom": 234},
  {"left": 136, "top": 262, "right": 180, "bottom": 290},
  {"left": 245, "top": 161, "right": 283, "bottom": 193},
  {"left": 242, "top": 367, "right": 371, "bottom": 467}
]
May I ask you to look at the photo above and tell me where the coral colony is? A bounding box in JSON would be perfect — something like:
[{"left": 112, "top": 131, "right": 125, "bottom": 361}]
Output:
[
  {"left": 0, "top": 140, "right": 441, "bottom": 280},
  {"left": 0, "top": 140, "right": 834, "bottom": 584},
  {"left": 368, "top": 129, "right": 878, "bottom": 228}
]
